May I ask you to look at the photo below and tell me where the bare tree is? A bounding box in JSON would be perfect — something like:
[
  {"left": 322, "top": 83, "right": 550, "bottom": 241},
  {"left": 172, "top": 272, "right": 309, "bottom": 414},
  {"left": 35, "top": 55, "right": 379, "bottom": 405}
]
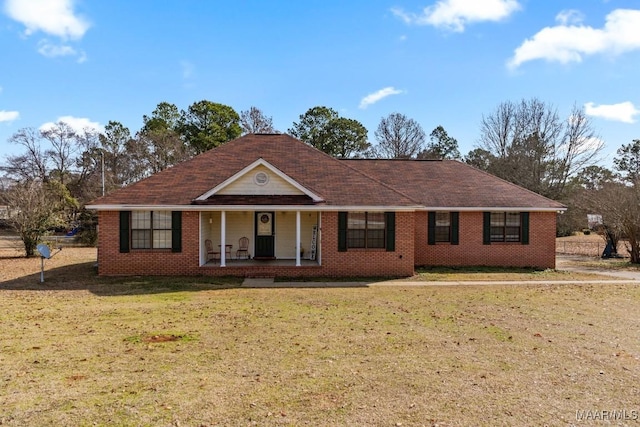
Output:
[
  {"left": 240, "top": 106, "right": 276, "bottom": 134},
  {"left": 41, "top": 121, "right": 79, "bottom": 185},
  {"left": 476, "top": 98, "right": 602, "bottom": 200},
  {"left": 373, "top": 113, "right": 425, "bottom": 158},
  {"left": 1, "top": 180, "right": 67, "bottom": 256},
  {"left": 1, "top": 128, "right": 50, "bottom": 182}
]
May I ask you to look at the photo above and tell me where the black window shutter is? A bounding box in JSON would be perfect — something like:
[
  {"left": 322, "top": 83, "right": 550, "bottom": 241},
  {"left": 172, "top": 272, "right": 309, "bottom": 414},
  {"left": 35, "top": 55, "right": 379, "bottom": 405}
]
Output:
[
  {"left": 427, "top": 212, "right": 436, "bottom": 245},
  {"left": 451, "top": 212, "right": 459, "bottom": 245},
  {"left": 483, "top": 212, "right": 491, "bottom": 245},
  {"left": 171, "top": 211, "right": 182, "bottom": 252},
  {"left": 338, "top": 212, "right": 347, "bottom": 252},
  {"left": 521, "top": 212, "right": 530, "bottom": 245},
  {"left": 385, "top": 212, "right": 395, "bottom": 252},
  {"left": 119, "top": 211, "right": 130, "bottom": 253}
]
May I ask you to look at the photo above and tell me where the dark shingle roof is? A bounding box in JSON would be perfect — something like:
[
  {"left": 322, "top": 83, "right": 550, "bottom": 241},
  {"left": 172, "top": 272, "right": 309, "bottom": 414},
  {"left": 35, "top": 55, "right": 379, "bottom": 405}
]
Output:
[
  {"left": 343, "top": 159, "right": 565, "bottom": 209},
  {"left": 89, "top": 134, "right": 418, "bottom": 207},
  {"left": 88, "top": 134, "right": 564, "bottom": 210}
]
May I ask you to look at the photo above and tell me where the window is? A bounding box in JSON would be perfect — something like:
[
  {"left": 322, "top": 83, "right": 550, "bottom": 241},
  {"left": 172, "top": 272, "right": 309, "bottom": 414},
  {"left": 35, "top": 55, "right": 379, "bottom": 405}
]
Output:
[
  {"left": 131, "top": 210, "right": 172, "bottom": 249},
  {"left": 490, "top": 212, "right": 521, "bottom": 242},
  {"left": 347, "top": 212, "right": 385, "bottom": 249},
  {"left": 435, "top": 212, "right": 451, "bottom": 242},
  {"left": 428, "top": 211, "right": 459, "bottom": 245}
]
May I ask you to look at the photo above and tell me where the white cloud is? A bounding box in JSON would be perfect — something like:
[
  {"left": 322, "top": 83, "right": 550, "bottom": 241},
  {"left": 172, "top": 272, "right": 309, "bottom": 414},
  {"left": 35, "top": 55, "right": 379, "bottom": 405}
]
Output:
[
  {"left": 40, "top": 116, "right": 103, "bottom": 133},
  {"left": 392, "top": 0, "right": 520, "bottom": 32},
  {"left": 508, "top": 9, "right": 640, "bottom": 69},
  {"left": 584, "top": 101, "right": 640, "bottom": 124},
  {"left": 0, "top": 110, "right": 20, "bottom": 123},
  {"left": 181, "top": 60, "right": 195, "bottom": 79},
  {"left": 37, "top": 39, "right": 76, "bottom": 57},
  {"left": 359, "top": 87, "right": 404, "bottom": 109},
  {"left": 36, "top": 40, "right": 87, "bottom": 63},
  {"left": 4, "top": 0, "right": 90, "bottom": 39},
  {"left": 555, "top": 9, "right": 584, "bottom": 26}
]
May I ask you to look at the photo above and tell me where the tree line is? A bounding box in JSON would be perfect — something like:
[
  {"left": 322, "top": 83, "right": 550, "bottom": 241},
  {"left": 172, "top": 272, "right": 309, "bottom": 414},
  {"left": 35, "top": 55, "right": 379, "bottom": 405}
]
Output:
[{"left": 1, "top": 97, "right": 638, "bottom": 262}]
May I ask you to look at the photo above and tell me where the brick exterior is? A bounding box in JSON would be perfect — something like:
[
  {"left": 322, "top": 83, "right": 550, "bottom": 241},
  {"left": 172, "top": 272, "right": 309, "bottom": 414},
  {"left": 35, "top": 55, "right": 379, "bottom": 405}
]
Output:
[
  {"left": 414, "top": 211, "right": 557, "bottom": 269},
  {"left": 320, "top": 211, "right": 415, "bottom": 277},
  {"left": 97, "top": 210, "right": 556, "bottom": 277}
]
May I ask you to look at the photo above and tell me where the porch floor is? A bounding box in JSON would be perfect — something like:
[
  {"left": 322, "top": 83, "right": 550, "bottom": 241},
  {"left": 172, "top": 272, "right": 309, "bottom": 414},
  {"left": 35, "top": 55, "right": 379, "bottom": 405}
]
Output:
[{"left": 203, "top": 258, "right": 319, "bottom": 267}]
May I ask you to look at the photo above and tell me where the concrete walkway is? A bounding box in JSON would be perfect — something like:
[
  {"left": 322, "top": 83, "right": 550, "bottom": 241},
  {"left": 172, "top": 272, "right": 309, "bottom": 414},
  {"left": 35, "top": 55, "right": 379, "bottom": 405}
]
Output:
[
  {"left": 242, "top": 255, "right": 640, "bottom": 288},
  {"left": 556, "top": 254, "right": 640, "bottom": 281}
]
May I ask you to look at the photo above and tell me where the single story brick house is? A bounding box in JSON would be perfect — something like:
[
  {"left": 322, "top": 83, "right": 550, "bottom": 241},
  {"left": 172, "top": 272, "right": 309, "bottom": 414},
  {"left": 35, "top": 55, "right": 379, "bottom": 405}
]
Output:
[{"left": 86, "top": 133, "right": 565, "bottom": 277}]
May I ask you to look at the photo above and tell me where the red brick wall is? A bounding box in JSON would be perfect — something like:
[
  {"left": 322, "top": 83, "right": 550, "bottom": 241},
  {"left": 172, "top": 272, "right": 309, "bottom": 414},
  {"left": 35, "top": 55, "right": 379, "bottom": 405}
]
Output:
[
  {"left": 414, "top": 211, "right": 557, "bottom": 269},
  {"left": 97, "top": 211, "right": 416, "bottom": 278},
  {"left": 97, "top": 211, "right": 201, "bottom": 276},
  {"left": 319, "top": 211, "right": 415, "bottom": 277},
  {"left": 97, "top": 210, "right": 557, "bottom": 277}
]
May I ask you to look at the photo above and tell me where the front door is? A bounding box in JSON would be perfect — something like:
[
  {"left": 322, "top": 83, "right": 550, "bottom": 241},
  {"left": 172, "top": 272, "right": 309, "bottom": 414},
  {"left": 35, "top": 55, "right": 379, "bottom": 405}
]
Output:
[{"left": 255, "top": 212, "right": 275, "bottom": 259}]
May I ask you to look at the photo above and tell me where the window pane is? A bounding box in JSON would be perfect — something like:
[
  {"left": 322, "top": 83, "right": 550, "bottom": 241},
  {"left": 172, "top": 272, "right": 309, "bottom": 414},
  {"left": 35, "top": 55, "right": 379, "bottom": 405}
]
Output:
[
  {"left": 367, "top": 212, "right": 385, "bottom": 229},
  {"left": 347, "top": 229, "right": 365, "bottom": 248},
  {"left": 348, "top": 212, "right": 366, "bottom": 229},
  {"left": 490, "top": 226, "right": 504, "bottom": 242},
  {"left": 132, "top": 230, "right": 151, "bottom": 249},
  {"left": 367, "top": 228, "right": 385, "bottom": 248},
  {"left": 153, "top": 230, "right": 172, "bottom": 248},
  {"left": 435, "top": 212, "right": 451, "bottom": 242},
  {"left": 435, "top": 226, "right": 450, "bottom": 242},
  {"left": 132, "top": 211, "right": 150, "bottom": 230},
  {"left": 506, "top": 212, "right": 520, "bottom": 226},
  {"left": 435, "top": 212, "right": 450, "bottom": 226},
  {"left": 490, "top": 212, "right": 504, "bottom": 227},
  {"left": 153, "top": 211, "right": 172, "bottom": 229},
  {"left": 505, "top": 226, "right": 520, "bottom": 242}
]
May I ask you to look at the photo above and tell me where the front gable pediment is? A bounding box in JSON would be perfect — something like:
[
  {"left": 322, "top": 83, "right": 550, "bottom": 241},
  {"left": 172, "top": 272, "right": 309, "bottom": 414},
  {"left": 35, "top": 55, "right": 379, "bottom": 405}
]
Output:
[{"left": 195, "top": 158, "right": 324, "bottom": 203}]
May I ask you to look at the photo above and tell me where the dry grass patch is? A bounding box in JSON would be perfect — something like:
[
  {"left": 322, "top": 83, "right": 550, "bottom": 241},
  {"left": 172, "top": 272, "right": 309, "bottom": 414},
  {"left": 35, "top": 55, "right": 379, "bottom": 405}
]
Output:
[
  {"left": 1, "top": 255, "right": 640, "bottom": 425},
  {"left": 561, "top": 256, "right": 640, "bottom": 272},
  {"left": 411, "top": 265, "right": 614, "bottom": 282}
]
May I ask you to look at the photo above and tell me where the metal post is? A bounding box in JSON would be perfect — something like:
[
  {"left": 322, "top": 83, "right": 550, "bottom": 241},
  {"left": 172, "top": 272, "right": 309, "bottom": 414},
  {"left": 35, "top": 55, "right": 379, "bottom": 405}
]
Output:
[
  {"left": 40, "top": 256, "right": 44, "bottom": 283},
  {"left": 101, "top": 150, "right": 105, "bottom": 197}
]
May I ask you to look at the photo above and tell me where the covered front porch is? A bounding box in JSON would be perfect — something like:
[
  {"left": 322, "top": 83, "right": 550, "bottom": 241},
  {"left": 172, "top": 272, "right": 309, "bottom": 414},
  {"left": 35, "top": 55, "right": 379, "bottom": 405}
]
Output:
[{"left": 199, "top": 210, "right": 321, "bottom": 268}]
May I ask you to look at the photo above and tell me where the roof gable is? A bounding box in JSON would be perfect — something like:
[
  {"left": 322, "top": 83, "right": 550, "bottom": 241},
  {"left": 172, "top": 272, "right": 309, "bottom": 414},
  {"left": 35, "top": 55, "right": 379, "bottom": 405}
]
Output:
[{"left": 196, "top": 159, "right": 323, "bottom": 202}]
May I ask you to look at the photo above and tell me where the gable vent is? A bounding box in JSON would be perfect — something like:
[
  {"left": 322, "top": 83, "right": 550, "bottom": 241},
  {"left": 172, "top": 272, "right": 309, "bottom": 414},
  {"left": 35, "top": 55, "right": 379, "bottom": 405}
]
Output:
[{"left": 254, "top": 171, "right": 269, "bottom": 186}]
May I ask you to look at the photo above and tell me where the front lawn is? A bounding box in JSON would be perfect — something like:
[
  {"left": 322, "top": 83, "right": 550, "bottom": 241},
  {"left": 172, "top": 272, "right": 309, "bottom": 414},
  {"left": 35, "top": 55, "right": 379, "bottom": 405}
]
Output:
[{"left": 1, "top": 250, "right": 639, "bottom": 425}]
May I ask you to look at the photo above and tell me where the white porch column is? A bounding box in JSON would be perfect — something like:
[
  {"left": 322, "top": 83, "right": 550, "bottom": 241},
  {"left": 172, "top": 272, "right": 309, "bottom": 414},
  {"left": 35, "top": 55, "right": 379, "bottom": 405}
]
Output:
[
  {"left": 220, "top": 210, "right": 226, "bottom": 267},
  {"left": 317, "top": 212, "right": 321, "bottom": 266},
  {"left": 296, "top": 210, "right": 301, "bottom": 267}
]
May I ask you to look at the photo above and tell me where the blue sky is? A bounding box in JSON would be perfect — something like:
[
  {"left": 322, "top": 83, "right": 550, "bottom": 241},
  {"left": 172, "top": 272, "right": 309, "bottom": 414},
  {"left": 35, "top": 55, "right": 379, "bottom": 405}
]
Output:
[{"left": 1, "top": 0, "right": 639, "bottom": 166}]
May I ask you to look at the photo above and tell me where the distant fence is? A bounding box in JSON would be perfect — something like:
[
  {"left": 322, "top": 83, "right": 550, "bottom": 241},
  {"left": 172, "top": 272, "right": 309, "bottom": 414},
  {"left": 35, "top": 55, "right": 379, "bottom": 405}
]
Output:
[
  {"left": 557, "top": 240, "right": 632, "bottom": 258},
  {"left": 0, "top": 235, "right": 89, "bottom": 252},
  {"left": 556, "top": 240, "right": 605, "bottom": 257}
]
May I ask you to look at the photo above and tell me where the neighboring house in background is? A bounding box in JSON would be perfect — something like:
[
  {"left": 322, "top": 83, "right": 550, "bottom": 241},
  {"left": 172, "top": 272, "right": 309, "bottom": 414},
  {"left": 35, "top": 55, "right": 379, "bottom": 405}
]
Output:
[{"left": 86, "top": 134, "right": 565, "bottom": 278}]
